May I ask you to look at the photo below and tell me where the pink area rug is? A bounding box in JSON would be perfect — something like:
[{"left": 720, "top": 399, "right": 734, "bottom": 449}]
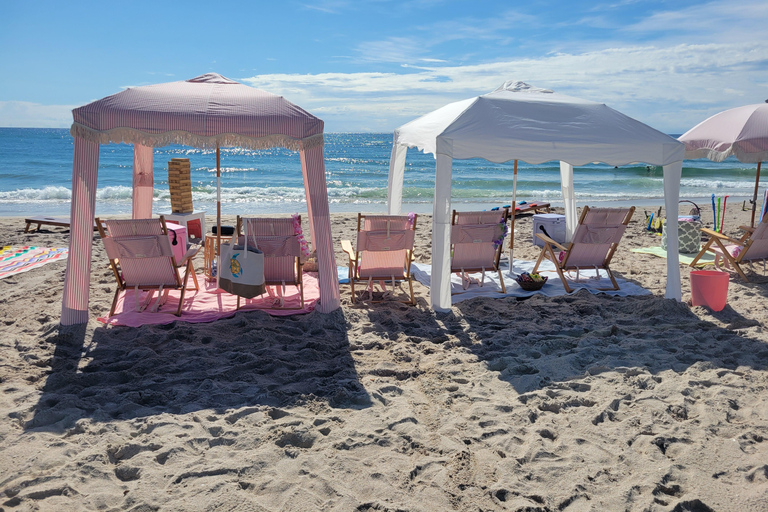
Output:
[
  {"left": 0, "top": 246, "right": 68, "bottom": 280},
  {"left": 98, "top": 273, "right": 320, "bottom": 326}
]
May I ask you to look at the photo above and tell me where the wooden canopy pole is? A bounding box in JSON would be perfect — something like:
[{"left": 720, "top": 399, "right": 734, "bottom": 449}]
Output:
[
  {"left": 751, "top": 161, "right": 762, "bottom": 228},
  {"left": 216, "top": 146, "right": 221, "bottom": 258}
]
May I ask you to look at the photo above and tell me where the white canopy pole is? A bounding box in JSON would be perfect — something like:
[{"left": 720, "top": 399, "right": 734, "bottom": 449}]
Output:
[
  {"left": 560, "top": 162, "right": 577, "bottom": 242},
  {"left": 663, "top": 161, "right": 683, "bottom": 300},
  {"left": 508, "top": 160, "right": 518, "bottom": 273},
  {"left": 387, "top": 142, "right": 407, "bottom": 215},
  {"left": 431, "top": 153, "right": 454, "bottom": 311}
]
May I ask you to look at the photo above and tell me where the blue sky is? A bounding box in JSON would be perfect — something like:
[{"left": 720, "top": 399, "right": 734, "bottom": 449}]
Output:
[{"left": 1, "top": 0, "right": 766, "bottom": 133}]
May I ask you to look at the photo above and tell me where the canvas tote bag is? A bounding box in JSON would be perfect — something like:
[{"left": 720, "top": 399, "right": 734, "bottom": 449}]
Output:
[{"left": 218, "top": 220, "right": 266, "bottom": 298}]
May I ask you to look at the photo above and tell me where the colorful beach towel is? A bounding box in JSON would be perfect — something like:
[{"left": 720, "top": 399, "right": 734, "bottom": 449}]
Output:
[
  {"left": 0, "top": 246, "right": 68, "bottom": 280},
  {"left": 630, "top": 246, "right": 715, "bottom": 266}
]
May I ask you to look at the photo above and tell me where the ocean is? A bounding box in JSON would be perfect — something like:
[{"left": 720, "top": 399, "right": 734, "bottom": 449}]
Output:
[{"left": 0, "top": 128, "right": 763, "bottom": 218}]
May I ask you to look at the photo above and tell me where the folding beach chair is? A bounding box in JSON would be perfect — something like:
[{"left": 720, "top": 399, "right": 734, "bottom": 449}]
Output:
[
  {"left": 689, "top": 214, "right": 768, "bottom": 281},
  {"left": 451, "top": 209, "right": 510, "bottom": 293},
  {"left": 97, "top": 216, "right": 200, "bottom": 317},
  {"left": 532, "top": 206, "right": 635, "bottom": 293},
  {"left": 236, "top": 216, "right": 305, "bottom": 308},
  {"left": 341, "top": 214, "right": 417, "bottom": 304}
]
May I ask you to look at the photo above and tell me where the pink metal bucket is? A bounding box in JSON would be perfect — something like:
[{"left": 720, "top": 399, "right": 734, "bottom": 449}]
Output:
[{"left": 690, "top": 270, "right": 729, "bottom": 312}]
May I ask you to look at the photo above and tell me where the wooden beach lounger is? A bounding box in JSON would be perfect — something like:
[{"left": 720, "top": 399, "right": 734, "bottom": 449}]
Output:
[
  {"left": 24, "top": 216, "right": 103, "bottom": 233},
  {"left": 492, "top": 201, "right": 551, "bottom": 217},
  {"left": 514, "top": 201, "right": 551, "bottom": 216}
]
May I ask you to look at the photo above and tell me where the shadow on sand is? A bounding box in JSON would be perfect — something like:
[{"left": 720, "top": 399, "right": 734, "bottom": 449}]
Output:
[
  {"left": 451, "top": 290, "right": 768, "bottom": 394},
  {"left": 29, "top": 308, "right": 371, "bottom": 432}
]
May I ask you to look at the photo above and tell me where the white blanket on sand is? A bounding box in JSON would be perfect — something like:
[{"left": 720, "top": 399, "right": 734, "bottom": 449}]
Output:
[{"left": 411, "top": 259, "right": 650, "bottom": 303}]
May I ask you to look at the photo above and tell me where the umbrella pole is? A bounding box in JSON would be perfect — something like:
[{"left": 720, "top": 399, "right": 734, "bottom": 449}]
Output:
[
  {"left": 751, "top": 161, "right": 762, "bottom": 228},
  {"left": 508, "top": 160, "right": 518, "bottom": 274},
  {"left": 216, "top": 146, "right": 221, "bottom": 259}
]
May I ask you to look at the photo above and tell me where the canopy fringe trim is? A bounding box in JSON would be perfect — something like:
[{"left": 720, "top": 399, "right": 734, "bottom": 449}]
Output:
[
  {"left": 70, "top": 123, "right": 324, "bottom": 151},
  {"left": 684, "top": 146, "right": 768, "bottom": 164}
]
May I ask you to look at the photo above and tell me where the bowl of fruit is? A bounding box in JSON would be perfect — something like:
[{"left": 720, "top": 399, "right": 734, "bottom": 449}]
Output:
[{"left": 515, "top": 271, "right": 548, "bottom": 291}]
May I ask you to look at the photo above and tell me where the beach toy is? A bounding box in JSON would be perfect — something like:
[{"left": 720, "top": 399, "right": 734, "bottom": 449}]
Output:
[
  {"left": 717, "top": 197, "right": 721, "bottom": 232},
  {"left": 720, "top": 195, "right": 729, "bottom": 232},
  {"left": 690, "top": 270, "right": 729, "bottom": 312},
  {"left": 711, "top": 194, "right": 718, "bottom": 232}
]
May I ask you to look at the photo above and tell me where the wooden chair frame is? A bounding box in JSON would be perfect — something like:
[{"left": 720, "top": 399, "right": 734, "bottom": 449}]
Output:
[
  {"left": 450, "top": 208, "right": 510, "bottom": 294},
  {"left": 96, "top": 216, "right": 199, "bottom": 317},
  {"left": 341, "top": 213, "right": 417, "bottom": 305},
  {"left": 689, "top": 223, "right": 768, "bottom": 281},
  {"left": 533, "top": 206, "right": 634, "bottom": 293},
  {"left": 235, "top": 216, "right": 305, "bottom": 310}
]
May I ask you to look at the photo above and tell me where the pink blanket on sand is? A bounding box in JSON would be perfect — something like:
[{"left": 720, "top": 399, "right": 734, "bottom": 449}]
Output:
[{"left": 98, "top": 273, "right": 320, "bottom": 326}]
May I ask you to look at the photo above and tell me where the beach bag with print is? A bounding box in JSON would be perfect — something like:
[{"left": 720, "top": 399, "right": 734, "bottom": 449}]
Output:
[
  {"left": 661, "top": 219, "right": 702, "bottom": 254},
  {"left": 217, "top": 225, "right": 266, "bottom": 299}
]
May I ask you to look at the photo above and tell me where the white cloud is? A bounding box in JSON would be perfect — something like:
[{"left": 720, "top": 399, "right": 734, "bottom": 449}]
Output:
[
  {"left": 623, "top": 0, "right": 768, "bottom": 43},
  {"left": 242, "top": 41, "right": 768, "bottom": 133},
  {"left": 0, "top": 101, "right": 75, "bottom": 128}
]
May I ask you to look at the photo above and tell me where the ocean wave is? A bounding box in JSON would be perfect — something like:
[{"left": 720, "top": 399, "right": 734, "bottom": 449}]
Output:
[
  {"left": 0, "top": 186, "right": 72, "bottom": 202},
  {"left": 681, "top": 178, "right": 756, "bottom": 190}
]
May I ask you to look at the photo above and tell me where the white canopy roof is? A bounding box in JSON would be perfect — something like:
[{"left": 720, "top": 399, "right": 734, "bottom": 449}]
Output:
[
  {"left": 394, "top": 81, "right": 684, "bottom": 166},
  {"left": 388, "top": 81, "right": 685, "bottom": 311}
]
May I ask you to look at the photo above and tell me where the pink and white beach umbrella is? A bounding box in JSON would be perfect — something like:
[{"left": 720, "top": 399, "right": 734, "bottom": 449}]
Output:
[{"left": 679, "top": 102, "right": 768, "bottom": 227}]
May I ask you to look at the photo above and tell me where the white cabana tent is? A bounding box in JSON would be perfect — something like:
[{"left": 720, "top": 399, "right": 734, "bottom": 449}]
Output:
[
  {"left": 387, "top": 81, "right": 685, "bottom": 311},
  {"left": 61, "top": 73, "right": 340, "bottom": 325}
]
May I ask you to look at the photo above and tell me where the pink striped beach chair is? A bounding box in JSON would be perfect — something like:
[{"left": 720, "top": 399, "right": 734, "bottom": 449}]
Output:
[
  {"left": 451, "top": 209, "right": 510, "bottom": 293},
  {"left": 689, "top": 214, "right": 768, "bottom": 281},
  {"left": 341, "top": 214, "right": 417, "bottom": 304},
  {"left": 533, "top": 206, "right": 635, "bottom": 293},
  {"left": 97, "top": 217, "right": 200, "bottom": 317},
  {"left": 236, "top": 216, "right": 304, "bottom": 309}
]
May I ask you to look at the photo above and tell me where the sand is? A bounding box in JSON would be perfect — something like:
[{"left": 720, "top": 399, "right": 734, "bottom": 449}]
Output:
[{"left": 1, "top": 205, "right": 767, "bottom": 511}]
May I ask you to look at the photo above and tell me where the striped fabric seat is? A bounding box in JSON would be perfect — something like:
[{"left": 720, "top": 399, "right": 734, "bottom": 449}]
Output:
[
  {"left": 236, "top": 216, "right": 305, "bottom": 309},
  {"left": 97, "top": 217, "right": 199, "bottom": 317},
  {"left": 533, "top": 206, "right": 635, "bottom": 293},
  {"left": 690, "top": 215, "right": 768, "bottom": 281},
  {"left": 450, "top": 209, "right": 510, "bottom": 293},
  {"left": 340, "top": 214, "right": 417, "bottom": 304}
]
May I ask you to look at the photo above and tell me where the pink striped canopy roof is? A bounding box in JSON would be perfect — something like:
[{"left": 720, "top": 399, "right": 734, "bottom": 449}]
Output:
[
  {"left": 61, "top": 74, "right": 340, "bottom": 325},
  {"left": 679, "top": 103, "right": 768, "bottom": 163},
  {"left": 71, "top": 73, "right": 324, "bottom": 150}
]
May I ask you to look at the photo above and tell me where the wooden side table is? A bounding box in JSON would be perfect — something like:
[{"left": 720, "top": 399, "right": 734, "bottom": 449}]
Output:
[{"left": 203, "top": 233, "right": 222, "bottom": 281}]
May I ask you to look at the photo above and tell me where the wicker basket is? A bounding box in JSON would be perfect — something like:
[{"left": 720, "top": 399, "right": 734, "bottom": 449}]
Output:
[{"left": 516, "top": 275, "right": 548, "bottom": 291}]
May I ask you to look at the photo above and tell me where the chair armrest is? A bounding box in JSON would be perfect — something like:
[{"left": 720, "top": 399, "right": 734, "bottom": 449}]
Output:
[
  {"left": 180, "top": 244, "right": 202, "bottom": 266},
  {"left": 535, "top": 233, "right": 568, "bottom": 252},
  {"left": 700, "top": 227, "right": 742, "bottom": 245},
  {"left": 739, "top": 225, "right": 755, "bottom": 233},
  {"left": 341, "top": 239, "right": 355, "bottom": 259}
]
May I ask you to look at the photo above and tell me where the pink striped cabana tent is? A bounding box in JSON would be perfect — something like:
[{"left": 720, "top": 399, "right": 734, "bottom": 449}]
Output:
[{"left": 62, "top": 73, "right": 340, "bottom": 325}]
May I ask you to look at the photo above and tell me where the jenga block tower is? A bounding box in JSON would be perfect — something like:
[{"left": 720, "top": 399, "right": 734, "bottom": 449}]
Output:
[{"left": 168, "top": 158, "right": 193, "bottom": 213}]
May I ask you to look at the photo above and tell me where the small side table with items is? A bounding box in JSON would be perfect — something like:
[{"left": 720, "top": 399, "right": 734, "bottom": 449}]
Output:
[
  {"left": 160, "top": 211, "right": 206, "bottom": 240},
  {"left": 204, "top": 233, "right": 220, "bottom": 281},
  {"left": 203, "top": 226, "right": 236, "bottom": 281}
]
